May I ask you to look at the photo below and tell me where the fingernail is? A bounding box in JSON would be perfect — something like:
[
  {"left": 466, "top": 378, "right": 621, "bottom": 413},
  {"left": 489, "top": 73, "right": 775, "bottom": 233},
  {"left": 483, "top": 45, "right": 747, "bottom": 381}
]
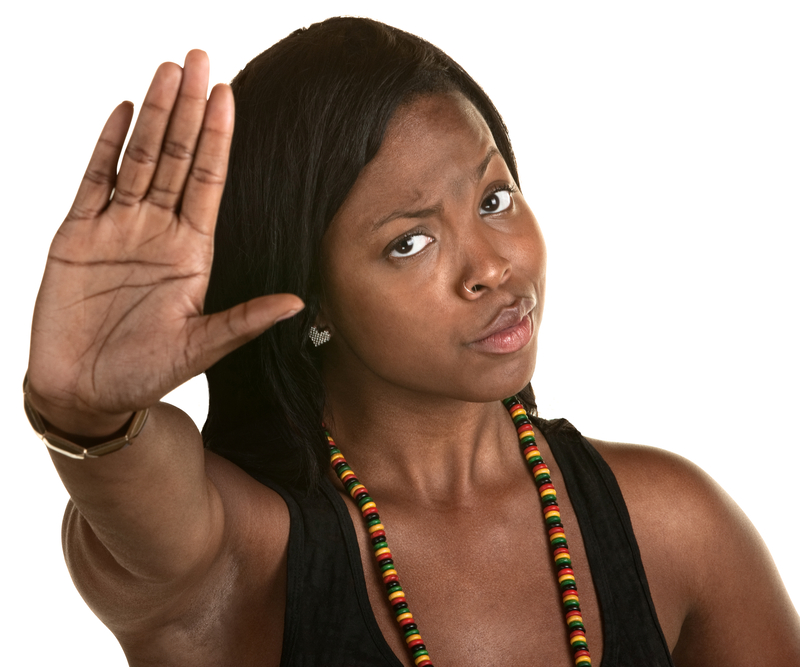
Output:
[{"left": 276, "top": 307, "right": 303, "bottom": 323}]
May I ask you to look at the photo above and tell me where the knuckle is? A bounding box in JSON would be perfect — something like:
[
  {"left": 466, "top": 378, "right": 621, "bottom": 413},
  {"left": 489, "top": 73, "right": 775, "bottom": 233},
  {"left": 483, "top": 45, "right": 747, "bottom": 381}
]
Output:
[
  {"left": 226, "top": 307, "right": 248, "bottom": 339},
  {"left": 124, "top": 143, "right": 158, "bottom": 167},
  {"left": 83, "top": 166, "right": 115, "bottom": 187},
  {"left": 189, "top": 164, "right": 224, "bottom": 186},
  {"left": 201, "top": 126, "right": 232, "bottom": 145},
  {"left": 161, "top": 139, "right": 194, "bottom": 162},
  {"left": 141, "top": 98, "right": 173, "bottom": 116},
  {"left": 111, "top": 186, "right": 139, "bottom": 206},
  {"left": 96, "top": 136, "right": 120, "bottom": 151},
  {"left": 67, "top": 203, "right": 97, "bottom": 221},
  {"left": 146, "top": 182, "right": 182, "bottom": 210}
]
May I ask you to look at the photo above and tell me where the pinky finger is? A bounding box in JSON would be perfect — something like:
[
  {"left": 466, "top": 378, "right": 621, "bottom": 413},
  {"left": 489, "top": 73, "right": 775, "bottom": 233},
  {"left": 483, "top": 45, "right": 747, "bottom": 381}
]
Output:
[{"left": 66, "top": 101, "right": 134, "bottom": 223}]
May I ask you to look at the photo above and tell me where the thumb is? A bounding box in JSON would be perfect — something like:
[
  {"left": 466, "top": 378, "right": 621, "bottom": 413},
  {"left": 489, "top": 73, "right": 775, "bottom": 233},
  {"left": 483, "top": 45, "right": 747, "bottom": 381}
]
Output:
[{"left": 190, "top": 294, "right": 305, "bottom": 373}]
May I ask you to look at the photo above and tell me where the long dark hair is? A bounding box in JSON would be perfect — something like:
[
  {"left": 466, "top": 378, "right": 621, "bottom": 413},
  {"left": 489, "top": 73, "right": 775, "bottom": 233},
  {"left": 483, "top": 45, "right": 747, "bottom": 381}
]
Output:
[{"left": 203, "top": 17, "right": 537, "bottom": 491}]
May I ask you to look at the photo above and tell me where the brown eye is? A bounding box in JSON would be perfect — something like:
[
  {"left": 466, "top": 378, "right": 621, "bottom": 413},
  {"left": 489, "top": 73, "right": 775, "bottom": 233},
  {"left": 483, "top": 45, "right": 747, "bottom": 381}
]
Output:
[
  {"left": 389, "top": 233, "right": 434, "bottom": 258},
  {"left": 480, "top": 188, "right": 512, "bottom": 215}
]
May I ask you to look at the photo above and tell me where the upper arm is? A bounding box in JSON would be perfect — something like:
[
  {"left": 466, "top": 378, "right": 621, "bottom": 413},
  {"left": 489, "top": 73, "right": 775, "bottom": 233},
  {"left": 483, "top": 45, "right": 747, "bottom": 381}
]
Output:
[
  {"left": 57, "top": 402, "right": 290, "bottom": 641},
  {"left": 57, "top": 401, "right": 223, "bottom": 628},
  {"left": 592, "top": 439, "right": 800, "bottom": 666}
]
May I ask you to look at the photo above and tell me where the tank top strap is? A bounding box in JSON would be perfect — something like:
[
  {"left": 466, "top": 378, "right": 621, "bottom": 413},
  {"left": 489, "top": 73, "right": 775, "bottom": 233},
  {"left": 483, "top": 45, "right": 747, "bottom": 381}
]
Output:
[
  {"left": 252, "top": 475, "right": 401, "bottom": 666},
  {"left": 533, "top": 417, "right": 675, "bottom": 666}
]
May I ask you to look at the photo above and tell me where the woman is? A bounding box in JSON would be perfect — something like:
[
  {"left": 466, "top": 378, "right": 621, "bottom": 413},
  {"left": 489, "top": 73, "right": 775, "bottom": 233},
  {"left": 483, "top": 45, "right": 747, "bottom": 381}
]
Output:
[{"left": 24, "top": 17, "right": 800, "bottom": 666}]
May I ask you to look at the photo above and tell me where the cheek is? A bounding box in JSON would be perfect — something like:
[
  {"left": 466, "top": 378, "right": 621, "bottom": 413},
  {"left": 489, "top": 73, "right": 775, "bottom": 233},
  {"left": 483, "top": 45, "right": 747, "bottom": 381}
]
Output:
[
  {"left": 329, "top": 266, "right": 450, "bottom": 353},
  {"left": 322, "top": 252, "right": 467, "bottom": 391},
  {"left": 515, "top": 210, "right": 547, "bottom": 295}
]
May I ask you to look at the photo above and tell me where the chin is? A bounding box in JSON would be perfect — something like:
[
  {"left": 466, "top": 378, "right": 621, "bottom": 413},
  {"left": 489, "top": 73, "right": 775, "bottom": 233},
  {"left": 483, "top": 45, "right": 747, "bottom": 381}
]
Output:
[
  {"left": 464, "top": 348, "right": 538, "bottom": 403},
  {"left": 448, "top": 369, "right": 537, "bottom": 405}
]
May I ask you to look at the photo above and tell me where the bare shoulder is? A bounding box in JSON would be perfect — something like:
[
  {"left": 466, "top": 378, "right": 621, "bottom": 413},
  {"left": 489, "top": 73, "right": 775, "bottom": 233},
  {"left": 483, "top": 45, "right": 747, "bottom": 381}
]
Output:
[
  {"left": 585, "top": 437, "right": 800, "bottom": 666},
  {"left": 587, "top": 437, "right": 740, "bottom": 532}
]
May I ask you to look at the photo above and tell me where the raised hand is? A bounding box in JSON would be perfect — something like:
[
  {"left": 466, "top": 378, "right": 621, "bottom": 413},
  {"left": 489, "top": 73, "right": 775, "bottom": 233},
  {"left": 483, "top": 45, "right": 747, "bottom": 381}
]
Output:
[{"left": 27, "top": 51, "right": 302, "bottom": 436}]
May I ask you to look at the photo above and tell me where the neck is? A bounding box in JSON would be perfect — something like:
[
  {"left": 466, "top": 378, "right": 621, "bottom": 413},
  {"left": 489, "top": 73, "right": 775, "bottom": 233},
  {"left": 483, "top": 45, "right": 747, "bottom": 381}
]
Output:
[{"left": 322, "top": 375, "right": 522, "bottom": 505}]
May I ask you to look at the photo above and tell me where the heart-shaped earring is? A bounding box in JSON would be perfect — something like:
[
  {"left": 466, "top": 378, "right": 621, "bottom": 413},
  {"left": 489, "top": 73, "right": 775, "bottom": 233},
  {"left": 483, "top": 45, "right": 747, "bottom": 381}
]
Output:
[{"left": 308, "top": 326, "right": 331, "bottom": 347}]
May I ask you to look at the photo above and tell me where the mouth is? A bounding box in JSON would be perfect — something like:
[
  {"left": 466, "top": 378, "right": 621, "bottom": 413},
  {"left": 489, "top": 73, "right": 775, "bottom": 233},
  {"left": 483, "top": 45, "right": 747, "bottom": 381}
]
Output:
[{"left": 469, "top": 297, "right": 536, "bottom": 354}]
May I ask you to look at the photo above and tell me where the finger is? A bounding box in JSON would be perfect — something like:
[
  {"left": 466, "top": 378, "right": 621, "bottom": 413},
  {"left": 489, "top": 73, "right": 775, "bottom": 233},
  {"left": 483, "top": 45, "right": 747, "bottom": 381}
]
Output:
[
  {"left": 188, "top": 294, "right": 304, "bottom": 375},
  {"left": 111, "top": 62, "right": 182, "bottom": 209},
  {"left": 178, "top": 82, "right": 234, "bottom": 236},
  {"left": 66, "top": 101, "right": 134, "bottom": 222},
  {"left": 147, "top": 50, "right": 210, "bottom": 211}
]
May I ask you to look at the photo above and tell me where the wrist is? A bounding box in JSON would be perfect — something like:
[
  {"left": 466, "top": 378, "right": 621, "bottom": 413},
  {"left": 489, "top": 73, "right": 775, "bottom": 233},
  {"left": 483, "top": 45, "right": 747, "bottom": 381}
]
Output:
[
  {"left": 23, "top": 374, "right": 149, "bottom": 459},
  {"left": 23, "top": 373, "right": 134, "bottom": 437}
]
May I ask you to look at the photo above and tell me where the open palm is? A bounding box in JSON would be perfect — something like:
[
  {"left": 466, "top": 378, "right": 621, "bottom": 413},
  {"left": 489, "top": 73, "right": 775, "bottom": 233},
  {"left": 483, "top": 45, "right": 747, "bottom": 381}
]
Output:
[{"left": 28, "top": 51, "right": 302, "bottom": 434}]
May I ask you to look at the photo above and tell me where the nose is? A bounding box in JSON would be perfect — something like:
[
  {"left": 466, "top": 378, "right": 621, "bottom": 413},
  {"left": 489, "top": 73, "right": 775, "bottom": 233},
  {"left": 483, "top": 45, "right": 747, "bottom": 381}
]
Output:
[{"left": 458, "top": 226, "right": 512, "bottom": 299}]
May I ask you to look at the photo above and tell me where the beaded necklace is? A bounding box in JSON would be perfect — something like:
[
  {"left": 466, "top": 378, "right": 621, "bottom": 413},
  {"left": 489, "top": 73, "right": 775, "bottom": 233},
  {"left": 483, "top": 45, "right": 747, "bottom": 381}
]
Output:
[{"left": 326, "top": 396, "right": 592, "bottom": 667}]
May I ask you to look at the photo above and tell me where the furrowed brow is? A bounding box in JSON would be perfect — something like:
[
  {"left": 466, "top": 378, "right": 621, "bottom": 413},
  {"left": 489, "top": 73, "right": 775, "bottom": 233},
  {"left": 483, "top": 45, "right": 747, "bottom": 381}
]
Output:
[
  {"left": 474, "top": 147, "right": 500, "bottom": 183},
  {"left": 370, "top": 147, "right": 500, "bottom": 232},
  {"left": 371, "top": 204, "right": 443, "bottom": 232}
]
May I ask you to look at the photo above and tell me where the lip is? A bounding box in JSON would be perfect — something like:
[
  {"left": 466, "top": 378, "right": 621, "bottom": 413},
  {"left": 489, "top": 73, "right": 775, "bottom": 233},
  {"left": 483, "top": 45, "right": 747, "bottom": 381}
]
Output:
[{"left": 469, "top": 297, "right": 536, "bottom": 354}]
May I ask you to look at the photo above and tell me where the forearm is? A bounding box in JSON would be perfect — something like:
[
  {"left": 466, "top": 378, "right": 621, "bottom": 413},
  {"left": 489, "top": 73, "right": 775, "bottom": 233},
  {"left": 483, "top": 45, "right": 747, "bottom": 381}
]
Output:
[{"left": 48, "top": 401, "right": 224, "bottom": 584}]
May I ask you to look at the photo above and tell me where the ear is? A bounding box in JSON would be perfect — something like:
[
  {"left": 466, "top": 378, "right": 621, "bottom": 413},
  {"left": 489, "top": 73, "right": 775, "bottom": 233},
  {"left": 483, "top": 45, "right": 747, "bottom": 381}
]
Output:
[{"left": 312, "top": 296, "right": 334, "bottom": 335}]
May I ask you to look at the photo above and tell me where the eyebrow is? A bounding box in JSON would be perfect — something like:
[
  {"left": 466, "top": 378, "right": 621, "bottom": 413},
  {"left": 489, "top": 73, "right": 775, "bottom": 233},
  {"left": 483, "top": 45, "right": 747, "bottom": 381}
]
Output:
[
  {"left": 474, "top": 146, "right": 500, "bottom": 183},
  {"left": 371, "top": 147, "right": 501, "bottom": 232}
]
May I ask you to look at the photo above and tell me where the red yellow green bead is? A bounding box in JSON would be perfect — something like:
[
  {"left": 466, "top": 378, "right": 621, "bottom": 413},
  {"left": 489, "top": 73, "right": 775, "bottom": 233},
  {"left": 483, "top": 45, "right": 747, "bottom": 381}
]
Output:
[
  {"left": 502, "top": 397, "right": 592, "bottom": 665},
  {"left": 327, "top": 397, "right": 591, "bottom": 666}
]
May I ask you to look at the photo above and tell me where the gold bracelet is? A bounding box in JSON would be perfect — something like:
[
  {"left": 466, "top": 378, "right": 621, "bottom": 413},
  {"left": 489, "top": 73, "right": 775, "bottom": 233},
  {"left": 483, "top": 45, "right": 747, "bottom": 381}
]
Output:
[{"left": 22, "top": 374, "right": 149, "bottom": 459}]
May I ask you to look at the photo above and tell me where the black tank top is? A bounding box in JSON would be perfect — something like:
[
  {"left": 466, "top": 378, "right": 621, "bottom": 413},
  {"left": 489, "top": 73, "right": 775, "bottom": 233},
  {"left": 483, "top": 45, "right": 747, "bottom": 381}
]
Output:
[{"left": 250, "top": 417, "right": 675, "bottom": 666}]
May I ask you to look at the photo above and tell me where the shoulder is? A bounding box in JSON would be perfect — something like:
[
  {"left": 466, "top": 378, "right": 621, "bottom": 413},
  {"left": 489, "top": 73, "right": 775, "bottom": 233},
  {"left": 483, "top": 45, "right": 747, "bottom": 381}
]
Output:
[
  {"left": 586, "top": 436, "right": 800, "bottom": 665},
  {"left": 587, "top": 437, "right": 734, "bottom": 532},
  {"left": 586, "top": 436, "right": 766, "bottom": 594},
  {"left": 585, "top": 437, "right": 775, "bottom": 579}
]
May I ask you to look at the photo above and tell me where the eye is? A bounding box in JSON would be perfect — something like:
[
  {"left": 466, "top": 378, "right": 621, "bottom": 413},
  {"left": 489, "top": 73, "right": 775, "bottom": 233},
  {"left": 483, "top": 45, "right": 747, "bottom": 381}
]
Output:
[
  {"left": 480, "top": 186, "right": 515, "bottom": 215},
  {"left": 389, "top": 233, "right": 434, "bottom": 258}
]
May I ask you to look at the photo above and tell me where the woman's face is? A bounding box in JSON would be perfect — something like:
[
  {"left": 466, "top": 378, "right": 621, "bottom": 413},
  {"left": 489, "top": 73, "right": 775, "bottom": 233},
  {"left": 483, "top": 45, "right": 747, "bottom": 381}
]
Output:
[{"left": 319, "top": 91, "right": 546, "bottom": 404}]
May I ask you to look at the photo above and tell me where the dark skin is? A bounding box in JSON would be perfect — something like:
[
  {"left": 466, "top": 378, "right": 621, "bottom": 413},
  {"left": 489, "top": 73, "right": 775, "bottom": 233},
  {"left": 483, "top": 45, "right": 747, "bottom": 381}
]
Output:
[{"left": 27, "top": 52, "right": 800, "bottom": 666}]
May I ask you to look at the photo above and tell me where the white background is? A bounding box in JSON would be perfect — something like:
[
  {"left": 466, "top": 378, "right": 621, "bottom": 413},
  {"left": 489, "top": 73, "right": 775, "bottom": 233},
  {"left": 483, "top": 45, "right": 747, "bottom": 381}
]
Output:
[{"left": 2, "top": 1, "right": 798, "bottom": 663}]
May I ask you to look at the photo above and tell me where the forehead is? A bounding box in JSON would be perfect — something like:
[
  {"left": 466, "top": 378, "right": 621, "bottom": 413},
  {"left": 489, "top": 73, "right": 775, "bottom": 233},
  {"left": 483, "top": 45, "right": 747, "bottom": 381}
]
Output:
[
  {"left": 332, "top": 92, "right": 498, "bottom": 228},
  {"left": 380, "top": 91, "right": 493, "bottom": 167}
]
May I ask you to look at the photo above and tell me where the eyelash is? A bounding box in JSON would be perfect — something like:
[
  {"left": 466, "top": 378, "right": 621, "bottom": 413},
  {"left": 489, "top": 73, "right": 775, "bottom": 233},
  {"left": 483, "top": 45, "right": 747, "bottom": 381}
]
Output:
[
  {"left": 388, "top": 228, "right": 433, "bottom": 259},
  {"left": 480, "top": 183, "right": 518, "bottom": 214},
  {"left": 489, "top": 183, "right": 517, "bottom": 196},
  {"left": 386, "top": 182, "right": 518, "bottom": 259}
]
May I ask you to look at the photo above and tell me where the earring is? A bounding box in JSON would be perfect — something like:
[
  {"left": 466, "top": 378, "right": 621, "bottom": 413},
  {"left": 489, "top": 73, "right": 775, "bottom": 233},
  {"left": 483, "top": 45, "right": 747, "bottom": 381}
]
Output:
[{"left": 308, "top": 326, "right": 331, "bottom": 347}]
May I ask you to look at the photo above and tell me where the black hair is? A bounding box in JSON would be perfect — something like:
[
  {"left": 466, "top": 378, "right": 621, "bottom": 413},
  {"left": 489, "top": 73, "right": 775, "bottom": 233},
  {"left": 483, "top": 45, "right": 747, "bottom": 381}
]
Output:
[{"left": 202, "top": 16, "right": 537, "bottom": 492}]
